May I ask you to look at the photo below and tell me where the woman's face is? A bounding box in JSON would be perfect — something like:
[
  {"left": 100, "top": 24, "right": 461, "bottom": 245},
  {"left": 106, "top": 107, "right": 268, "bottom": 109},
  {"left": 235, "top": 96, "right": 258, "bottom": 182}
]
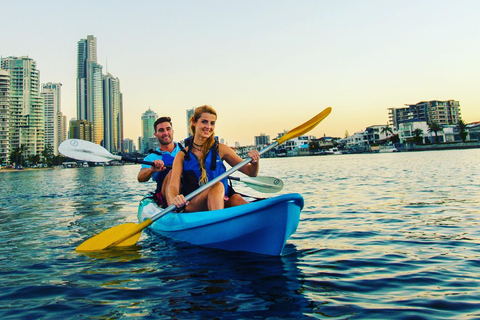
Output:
[{"left": 194, "top": 112, "right": 216, "bottom": 139}]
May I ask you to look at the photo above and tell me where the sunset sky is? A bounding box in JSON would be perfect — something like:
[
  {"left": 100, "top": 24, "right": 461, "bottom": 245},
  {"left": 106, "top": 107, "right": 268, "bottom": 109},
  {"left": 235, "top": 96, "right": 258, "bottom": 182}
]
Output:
[{"left": 3, "top": 0, "right": 480, "bottom": 146}]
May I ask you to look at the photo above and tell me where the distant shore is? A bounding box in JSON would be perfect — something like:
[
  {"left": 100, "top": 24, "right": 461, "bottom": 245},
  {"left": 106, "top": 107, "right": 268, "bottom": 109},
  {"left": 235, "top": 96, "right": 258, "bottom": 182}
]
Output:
[{"left": 0, "top": 167, "right": 56, "bottom": 173}]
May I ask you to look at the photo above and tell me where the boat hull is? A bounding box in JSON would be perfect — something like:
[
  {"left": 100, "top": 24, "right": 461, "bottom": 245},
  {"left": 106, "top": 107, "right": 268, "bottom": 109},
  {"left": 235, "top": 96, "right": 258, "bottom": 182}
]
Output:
[{"left": 138, "top": 193, "right": 304, "bottom": 256}]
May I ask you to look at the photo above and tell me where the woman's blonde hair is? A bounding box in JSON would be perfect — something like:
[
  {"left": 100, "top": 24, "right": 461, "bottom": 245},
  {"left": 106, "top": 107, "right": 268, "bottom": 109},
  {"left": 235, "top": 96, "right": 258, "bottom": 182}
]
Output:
[{"left": 189, "top": 105, "right": 217, "bottom": 185}]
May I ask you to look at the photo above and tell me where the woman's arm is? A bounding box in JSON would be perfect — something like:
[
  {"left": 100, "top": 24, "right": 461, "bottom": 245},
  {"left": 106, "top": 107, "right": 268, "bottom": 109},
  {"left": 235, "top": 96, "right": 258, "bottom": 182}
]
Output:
[
  {"left": 219, "top": 143, "right": 260, "bottom": 177},
  {"left": 165, "top": 152, "right": 186, "bottom": 207}
]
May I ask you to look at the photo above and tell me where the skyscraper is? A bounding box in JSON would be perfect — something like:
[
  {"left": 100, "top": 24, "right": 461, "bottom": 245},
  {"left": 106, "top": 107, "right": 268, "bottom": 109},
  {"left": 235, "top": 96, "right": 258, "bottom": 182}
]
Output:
[
  {"left": 76, "top": 35, "right": 123, "bottom": 152},
  {"left": 69, "top": 119, "right": 93, "bottom": 142},
  {"left": 0, "top": 70, "right": 10, "bottom": 164},
  {"left": 141, "top": 108, "right": 158, "bottom": 153},
  {"left": 42, "top": 82, "right": 64, "bottom": 155},
  {"left": 103, "top": 73, "right": 123, "bottom": 153},
  {"left": 57, "top": 112, "right": 67, "bottom": 153},
  {"left": 1, "top": 56, "right": 44, "bottom": 159},
  {"left": 186, "top": 108, "right": 194, "bottom": 137},
  {"left": 77, "top": 35, "right": 104, "bottom": 145}
]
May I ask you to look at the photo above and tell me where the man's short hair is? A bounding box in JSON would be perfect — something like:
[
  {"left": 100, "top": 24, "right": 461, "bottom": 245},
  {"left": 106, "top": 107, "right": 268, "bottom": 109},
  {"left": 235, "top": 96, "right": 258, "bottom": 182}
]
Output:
[{"left": 154, "top": 117, "right": 172, "bottom": 131}]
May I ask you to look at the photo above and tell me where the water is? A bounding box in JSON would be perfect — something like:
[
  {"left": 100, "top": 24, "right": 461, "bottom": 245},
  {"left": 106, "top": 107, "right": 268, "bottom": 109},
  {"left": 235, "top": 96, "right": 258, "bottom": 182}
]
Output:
[{"left": 1, "top": 149, "right": 480, "bottom": 319}]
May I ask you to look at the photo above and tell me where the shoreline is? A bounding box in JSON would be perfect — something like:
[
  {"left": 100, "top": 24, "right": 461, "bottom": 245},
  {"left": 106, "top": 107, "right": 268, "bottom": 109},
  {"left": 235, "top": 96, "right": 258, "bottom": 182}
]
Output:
[{"left": 0, "top": 167, "right": 56, "bottom": 173}]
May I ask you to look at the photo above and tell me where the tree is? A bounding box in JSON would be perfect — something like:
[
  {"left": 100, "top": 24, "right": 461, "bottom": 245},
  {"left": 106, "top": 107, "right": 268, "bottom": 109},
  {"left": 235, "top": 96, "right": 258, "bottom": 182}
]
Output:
[
  {"left": 9, "top": 144, "right": 27, "bottom": 168},
  {"left": 309, "top": 141, "right": 319, "bottom": 152},
  {"left": 391, "top": 134, "right": 400, "bottom": 144},
  {"left": 381, "top": 124, "right": 394, "bottom": 138},
  {"left": 413, "top": 128, "right": 424, "bottom": 145},
  {"left": 42, "top": 144, "right": 54, "bottom": 166},
  {"left": 28, "top": 154, "right": 41, "bottom": 166},
  {"left": 456, "top": 120, "right": 468, "bottom": 142},
  {"left": 428, "top": 121, "right": 443, "bottom": 143}
]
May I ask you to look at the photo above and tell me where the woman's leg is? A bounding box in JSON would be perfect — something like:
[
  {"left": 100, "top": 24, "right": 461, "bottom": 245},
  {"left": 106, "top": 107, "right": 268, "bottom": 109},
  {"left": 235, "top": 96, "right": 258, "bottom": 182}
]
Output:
[
  {"left": 225, "top": 193, "right": 248, "bottom": 207},
  {"left": 185, "top": 182, "right": 225, "bottom": 212}
]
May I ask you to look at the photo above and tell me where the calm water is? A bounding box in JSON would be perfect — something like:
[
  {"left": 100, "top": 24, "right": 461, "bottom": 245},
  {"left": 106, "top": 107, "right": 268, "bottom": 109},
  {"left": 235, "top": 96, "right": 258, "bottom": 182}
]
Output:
[{"left": 1, "top": 149, "right": 480, "bottom": 319}]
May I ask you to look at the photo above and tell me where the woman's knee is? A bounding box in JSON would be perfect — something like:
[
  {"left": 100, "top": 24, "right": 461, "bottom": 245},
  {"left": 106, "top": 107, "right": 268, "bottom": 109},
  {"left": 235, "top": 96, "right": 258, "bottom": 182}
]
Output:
[
  {"left": 227, "top": 194, "right": 248, "bottom": 207},
  {"left": 210, "top": 182, "right": 225, "bottom": 194}
]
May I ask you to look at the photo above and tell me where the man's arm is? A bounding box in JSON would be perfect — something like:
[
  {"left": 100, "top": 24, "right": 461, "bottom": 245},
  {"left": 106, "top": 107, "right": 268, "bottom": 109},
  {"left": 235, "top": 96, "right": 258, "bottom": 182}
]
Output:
[{"left": 137, "top": 160, "right": 166, "bottom": 182}]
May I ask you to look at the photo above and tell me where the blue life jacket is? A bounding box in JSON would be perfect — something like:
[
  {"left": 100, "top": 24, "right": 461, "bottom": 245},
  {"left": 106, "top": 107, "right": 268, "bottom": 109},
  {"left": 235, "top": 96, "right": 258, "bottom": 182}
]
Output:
[
  {"left": 149, "top": 142, "right": 183, "bottom": 193},
  {"left": 181, "top": 137, "right": 229, "bottom": 196}
]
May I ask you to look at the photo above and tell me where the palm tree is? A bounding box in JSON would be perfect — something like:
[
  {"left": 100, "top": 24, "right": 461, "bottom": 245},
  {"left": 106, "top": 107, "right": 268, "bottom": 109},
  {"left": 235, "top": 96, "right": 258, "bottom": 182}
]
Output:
[
  {"left": 413, "top": 128, "right": 424, "bottom": 145},
  {"left": 456, "top": 120, "right": 468, "bottom": 142},
  {"left": 42, "top": 144, "right": 54, "bottom": 166},
  {"left": 9, "top": 144, "right": 27, "bottom": 168},
  {"left": 428, "top": 122, "right": 443, "bottom": 143},
  {"left": 381, "top": 124, "right": 394, "bottom": 137}
]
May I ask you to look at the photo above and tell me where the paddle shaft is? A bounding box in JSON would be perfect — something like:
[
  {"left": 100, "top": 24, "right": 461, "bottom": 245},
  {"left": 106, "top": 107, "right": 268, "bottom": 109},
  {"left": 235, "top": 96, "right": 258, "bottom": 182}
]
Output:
[
  {"left": 98, "top": 153, "right": 154, "bottom": 166},
  {"left": 114, "top": 157, "right": 278, "bottom": 189}
]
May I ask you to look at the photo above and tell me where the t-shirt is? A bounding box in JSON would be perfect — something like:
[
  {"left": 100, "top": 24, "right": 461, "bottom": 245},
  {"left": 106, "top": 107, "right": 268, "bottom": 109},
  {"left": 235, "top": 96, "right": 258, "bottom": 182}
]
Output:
[{"left": 141, "top": 142, "right": 181, "bottom": 182}]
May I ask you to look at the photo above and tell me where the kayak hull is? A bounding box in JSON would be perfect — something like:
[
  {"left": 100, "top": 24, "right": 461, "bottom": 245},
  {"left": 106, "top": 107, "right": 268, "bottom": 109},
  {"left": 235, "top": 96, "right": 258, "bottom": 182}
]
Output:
[{"left": 138, "top": 193, "right": 304, "bottom": 256}]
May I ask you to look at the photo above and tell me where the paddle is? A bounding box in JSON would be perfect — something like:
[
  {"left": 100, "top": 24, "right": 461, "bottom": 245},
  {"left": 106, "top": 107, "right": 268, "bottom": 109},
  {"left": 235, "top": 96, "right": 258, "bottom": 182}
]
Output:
[
  {"left": 58, "top": 139, "right": 153, "bottom": 165},
  {"left": 74, "top": 107, "right": 332, "bottom": 252},
  {"left": 229, "top": 176, "right": 283, "bottom": 193},
  {"left": 58, "top": 139, "right": 284, "bottom": 193}
]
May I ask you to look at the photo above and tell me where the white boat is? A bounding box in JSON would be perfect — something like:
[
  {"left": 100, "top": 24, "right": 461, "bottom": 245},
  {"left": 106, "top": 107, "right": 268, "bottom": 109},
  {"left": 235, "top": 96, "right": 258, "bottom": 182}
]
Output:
[
  {"left": 325, "top": 147, "right": 342, "bottom": 155},
  {"left": 379, "top": 146, "right": 398, "bottom": 153}
]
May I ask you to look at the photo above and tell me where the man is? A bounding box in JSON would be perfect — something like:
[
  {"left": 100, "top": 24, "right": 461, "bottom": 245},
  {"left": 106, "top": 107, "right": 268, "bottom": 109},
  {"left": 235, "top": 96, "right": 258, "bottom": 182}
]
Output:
[{"left": 137, "top": 116, "right": 182, "bottom": 207}]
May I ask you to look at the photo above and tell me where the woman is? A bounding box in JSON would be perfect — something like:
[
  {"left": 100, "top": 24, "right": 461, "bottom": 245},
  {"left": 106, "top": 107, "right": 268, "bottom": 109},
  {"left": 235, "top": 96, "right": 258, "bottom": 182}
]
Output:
[{"left": 167, "top": 105, "right": 260, "bottom": 212}]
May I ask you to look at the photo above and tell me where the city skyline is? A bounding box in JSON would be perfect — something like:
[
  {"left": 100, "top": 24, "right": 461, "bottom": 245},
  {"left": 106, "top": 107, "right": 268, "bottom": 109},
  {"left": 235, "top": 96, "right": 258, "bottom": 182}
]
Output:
[{"left": 2, "top": 1, "right": 480, "bottom": 146}]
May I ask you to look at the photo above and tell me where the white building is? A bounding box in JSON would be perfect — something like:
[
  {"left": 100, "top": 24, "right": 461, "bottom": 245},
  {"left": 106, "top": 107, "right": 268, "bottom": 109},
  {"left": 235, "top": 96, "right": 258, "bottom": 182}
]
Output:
[
  {"left": 103, "top": 73, "right": 123, "bottom": 153},
  {"left": 42, "top": 82, "right": 64, "bottom": 155},
  {"left": 398, "top": 120, "right": 459, "bottom": 144},
  {"left": 1, "top": 56, "right": 44, "bottom": 158},
  {"left": 283, "top": 135, "right": 313, "bottom": 156},
  {"left": 0, "top": 70, "right": 10, "bottom": 164}
]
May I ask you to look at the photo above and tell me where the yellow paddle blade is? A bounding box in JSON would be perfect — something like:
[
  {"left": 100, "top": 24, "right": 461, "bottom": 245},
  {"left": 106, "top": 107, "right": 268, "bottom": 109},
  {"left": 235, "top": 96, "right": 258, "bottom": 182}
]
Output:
[
  {"left": 75, "top": 219, "right": 152, "bottom": 252},
  {"left": 277, "top": 107, "right": 332, "bottom": 145}
]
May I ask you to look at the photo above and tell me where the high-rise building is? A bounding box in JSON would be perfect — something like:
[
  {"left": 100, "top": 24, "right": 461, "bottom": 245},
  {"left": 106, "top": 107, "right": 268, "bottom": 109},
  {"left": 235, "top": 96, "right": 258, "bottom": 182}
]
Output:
[
  {"left": 122, "top": 138, "right": 135, "bottom": 153},
  {"left": 141, "top": 108, "right": 158, "bottom": 153},
  {"left": 76, "top": 35, "right": 104, "bottom": 145},
  {"left": 57, "top": 112, "right": 67, "bottom": 152},
  {"left": 0, "top": 70, "right": 10, "bottom": 164},
  {"left": 69, "top": 119, "right": 93, "bottom": 142},
  {"left": 186, "top": 108, "right": 194, "bottom": 137},
  {"left": 42, "top": 82, "right": 64, "bottom": 155},
  {"left": 1, "top": 56, "right": 44, "bottom": 159},
  {"left": 255, "top": 133, "right": 270, "bottom": 146},
  {"left": 388, "top": 100, "right": 461, "bottom": 128},
  {"left": 103, "top": 73, "right": 123, "bottom": 153}
]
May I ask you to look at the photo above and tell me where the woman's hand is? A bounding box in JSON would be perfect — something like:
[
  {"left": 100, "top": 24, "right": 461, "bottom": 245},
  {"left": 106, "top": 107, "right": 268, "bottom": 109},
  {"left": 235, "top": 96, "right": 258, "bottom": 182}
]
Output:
[
  {"left": 248, "top": 149, "right": 260, "bottom": 163},
  {"left": 172, "top": 194, "right": 189, "bottom": 209}
]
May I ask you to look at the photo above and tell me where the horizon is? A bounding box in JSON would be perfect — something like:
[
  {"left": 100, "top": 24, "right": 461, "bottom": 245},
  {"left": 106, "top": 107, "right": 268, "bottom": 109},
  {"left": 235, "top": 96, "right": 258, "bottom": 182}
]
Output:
[{"left": 2, "top": 0, "right": 480, "bottom": 146}]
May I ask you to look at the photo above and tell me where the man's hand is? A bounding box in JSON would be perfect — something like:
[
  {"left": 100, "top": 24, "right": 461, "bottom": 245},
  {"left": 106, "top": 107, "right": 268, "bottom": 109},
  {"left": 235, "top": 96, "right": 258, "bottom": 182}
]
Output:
[{"left": 151, "top": 159, "right": 166, "bottom": 172}]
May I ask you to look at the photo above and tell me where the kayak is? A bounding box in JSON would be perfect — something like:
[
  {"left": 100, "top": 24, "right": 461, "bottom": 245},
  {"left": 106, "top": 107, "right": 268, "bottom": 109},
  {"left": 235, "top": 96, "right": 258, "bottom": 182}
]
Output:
[{"left": 137, "top": 193, "right": 304, "bottom": 256}]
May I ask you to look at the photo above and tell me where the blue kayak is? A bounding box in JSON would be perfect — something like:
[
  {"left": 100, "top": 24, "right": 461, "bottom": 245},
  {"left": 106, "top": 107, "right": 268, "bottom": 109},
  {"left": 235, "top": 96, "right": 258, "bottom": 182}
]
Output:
[{"left": 138, "top": 193, "right": 304, "bottom": 256}]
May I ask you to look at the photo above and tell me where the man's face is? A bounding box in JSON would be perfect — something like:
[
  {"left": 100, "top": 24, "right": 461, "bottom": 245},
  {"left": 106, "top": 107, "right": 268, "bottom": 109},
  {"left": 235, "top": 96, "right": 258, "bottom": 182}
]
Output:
[{"left": 154, "top": 122, "right": 174, "bottom": 146}]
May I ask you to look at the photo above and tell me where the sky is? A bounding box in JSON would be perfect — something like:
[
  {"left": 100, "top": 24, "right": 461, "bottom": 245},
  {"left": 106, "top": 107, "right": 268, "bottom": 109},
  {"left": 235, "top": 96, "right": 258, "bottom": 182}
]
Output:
[{"left": 2, "top": 0, "right": 480, "bottom": 146}]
